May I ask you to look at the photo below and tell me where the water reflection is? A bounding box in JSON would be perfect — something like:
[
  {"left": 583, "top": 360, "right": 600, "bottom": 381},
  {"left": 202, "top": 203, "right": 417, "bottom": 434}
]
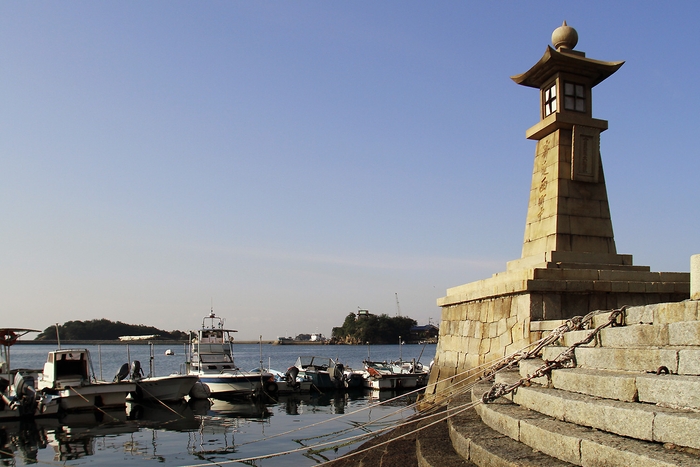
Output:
[
  {"left": 274, "top": 388, "right": 374, "bottom": 416},
  {"left": 0, "top": 419, "right": 47, "bottom": 465},
  {"left": 206, "top": 398, "right": 271, "bottom": 419},
  {"left": 127, "top": 400, "right": 201, "bottom": 431},
  {"left": 1, "top": 411, "right": 137, "bottom": 464},
  {"left": 0, "top": 389, "right": 421, "bottom": 466},
  {"left": 365, "top": 388, "right": 420, "bottom": 404}
]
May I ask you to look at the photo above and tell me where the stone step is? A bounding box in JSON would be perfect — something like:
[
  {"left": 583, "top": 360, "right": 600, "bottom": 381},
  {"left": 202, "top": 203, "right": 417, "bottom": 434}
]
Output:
[
  {"left": 471, "top": 381, "right": 700, "bottom": 466},
  {"left": 541, "top": 345, "right": 700, "bottom": 375},
  {"left": 558, "top": 321, "right": 700, "bottom": 348},
  {"left": 519, "top": 358, "right": 700, "bottom": 409},
  {"left": 416, "top": 409, "right": 475, "bottom": 467},
  {"left": 560, "top": 323, "right": 667, "bottom": 348},
  {"left": 493, "top": 370, "right": 700, "bottom": 450},
  {"left": 446, "top": 393, "right": 574, "bottom": 467},
  {"left": 590, "top": 301, "right": 699, "bottom": 328}
]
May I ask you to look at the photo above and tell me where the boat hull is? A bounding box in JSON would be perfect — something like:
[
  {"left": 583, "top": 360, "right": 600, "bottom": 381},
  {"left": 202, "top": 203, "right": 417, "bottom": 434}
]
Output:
[
  {"left": 0, "top": 396, "right": 60, "bottom": 420},
  {"left": 276, "top": 380, "right": 314, "bottom": 394},
  {"left": 130, "top": 375, "right": 199, "bottom": 402},
  {"left": 52, "top": 382, "right": 136, "bottom": 411},
  {"left": 364, "top": 373, "right": 426, "bottom": 390},
  {"left": 196, "top": 374, "right": 266, "bottom": 398}
]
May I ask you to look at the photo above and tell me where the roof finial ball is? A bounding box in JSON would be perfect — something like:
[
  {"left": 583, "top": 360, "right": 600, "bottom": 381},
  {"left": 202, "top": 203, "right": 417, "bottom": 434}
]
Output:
[{"left": 551, "top": 21, "right": 578, "bottom": 50}]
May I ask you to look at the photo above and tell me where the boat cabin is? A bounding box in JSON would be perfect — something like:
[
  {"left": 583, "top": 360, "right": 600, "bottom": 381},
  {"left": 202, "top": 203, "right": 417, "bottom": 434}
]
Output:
[
  {"left": 42, "top": 350, "right": 91, "bottom": 388},
  {"left": 190, "top": 314, "right": 240, "bottom": 372}
]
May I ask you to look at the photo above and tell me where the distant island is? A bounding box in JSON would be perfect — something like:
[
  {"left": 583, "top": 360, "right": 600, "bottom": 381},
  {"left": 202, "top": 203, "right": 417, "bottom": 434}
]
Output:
[
  {"left": 331, "top": 310, "right": 418, "bottom": 345},
  {"left": 35, "top": 319, "right": 188, "bottom": 342}
]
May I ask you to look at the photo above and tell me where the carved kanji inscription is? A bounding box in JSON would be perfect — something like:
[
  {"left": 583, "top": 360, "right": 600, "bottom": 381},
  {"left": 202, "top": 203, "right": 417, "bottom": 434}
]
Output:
[{"left": 571, "top": 125, "right": 600, "bottom": 183}]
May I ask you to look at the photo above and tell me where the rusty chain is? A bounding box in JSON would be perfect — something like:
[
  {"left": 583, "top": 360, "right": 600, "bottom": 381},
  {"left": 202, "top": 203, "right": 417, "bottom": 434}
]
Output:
[{"left": 481, "top": 306, "right": 627, "bottom": 404}]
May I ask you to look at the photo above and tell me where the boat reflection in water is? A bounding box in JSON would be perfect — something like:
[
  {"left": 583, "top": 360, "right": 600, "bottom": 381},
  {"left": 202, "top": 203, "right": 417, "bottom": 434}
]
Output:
[
  {"left": 276, "top": 388, "right": 366, "bottom": 416},
  {"left": 0, "top": 390, "right": 421, "bottom": 466},
  {"left": 364, "top": 387, "right": 421, "bottom": 405},
  {"left": 0, "top": 410, "right": 137, "bottom": 463},
  {"left": 0, "top": 419, "right": 47, "bottom": 465},
  {"left": 127, "top": 399, "right": 201, "bottom": 431},
  {"left": 46, "top": 411, "right": 136, "bottom": 461},
  {"left": 198, "top": 398, "right": 271, "bottom": 419}
]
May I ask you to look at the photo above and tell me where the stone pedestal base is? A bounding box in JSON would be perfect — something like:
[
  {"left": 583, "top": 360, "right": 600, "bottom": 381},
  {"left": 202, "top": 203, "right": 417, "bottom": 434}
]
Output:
[{"left": 425, "top": 262, "right": 690, "bottom": 397}]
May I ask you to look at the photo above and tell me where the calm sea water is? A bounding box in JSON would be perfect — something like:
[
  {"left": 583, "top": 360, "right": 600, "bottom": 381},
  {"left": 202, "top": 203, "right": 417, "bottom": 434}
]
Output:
[{"left": 3, "top": 343, "right": 435, "bottom": 466}]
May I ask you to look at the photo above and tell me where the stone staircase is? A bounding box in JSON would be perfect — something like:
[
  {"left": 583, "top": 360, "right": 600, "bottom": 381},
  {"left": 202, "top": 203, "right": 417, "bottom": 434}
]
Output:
[{"left": 415, "top": 300, "right": 700, "bottom": 467}]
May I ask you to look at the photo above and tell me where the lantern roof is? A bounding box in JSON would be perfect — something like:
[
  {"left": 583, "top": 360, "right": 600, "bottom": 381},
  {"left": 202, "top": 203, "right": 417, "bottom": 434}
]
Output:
[{"left": 512, "top": 45, "right": 624, "bottom": 89}]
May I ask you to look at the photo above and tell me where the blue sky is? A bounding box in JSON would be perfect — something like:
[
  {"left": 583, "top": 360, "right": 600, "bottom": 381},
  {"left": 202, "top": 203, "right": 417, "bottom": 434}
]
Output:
[{"left": 2, "top": 2, "right": 699, "bottom": 340}]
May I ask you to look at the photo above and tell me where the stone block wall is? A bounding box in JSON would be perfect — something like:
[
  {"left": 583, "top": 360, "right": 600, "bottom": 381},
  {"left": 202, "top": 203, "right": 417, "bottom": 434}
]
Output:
[
  {"left": 429, "top": 293, "right": 531, "bottom": 395},
  {"left": 426, "top": 287, "right": 690, "bottom": 397},
  {"left": 692, "top": 254, "right": 700, "bottom": 300}
]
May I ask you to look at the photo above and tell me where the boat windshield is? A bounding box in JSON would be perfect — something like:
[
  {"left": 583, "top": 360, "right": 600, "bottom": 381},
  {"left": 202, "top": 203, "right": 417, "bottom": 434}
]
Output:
[
  {"left": 295, "top": 356, "right": 333, "bottom": 369},
  {"left": 200, "top": 330, "right": 224, "bottom": 343},
  {"left": 53, "top": 351, "right": 90, "bottom": 380}
]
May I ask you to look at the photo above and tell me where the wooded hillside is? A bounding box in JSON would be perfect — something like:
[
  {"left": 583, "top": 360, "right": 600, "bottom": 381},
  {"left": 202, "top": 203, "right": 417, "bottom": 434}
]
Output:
[
  {"left": 35, "top": 319, "right": 188, "bottom": 341},
  {"left": 331, "top": 312, "right": 416, "bottom": 345}
]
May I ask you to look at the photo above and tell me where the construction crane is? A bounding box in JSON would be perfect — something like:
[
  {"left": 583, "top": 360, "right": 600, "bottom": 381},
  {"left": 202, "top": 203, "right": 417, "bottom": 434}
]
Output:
[{"left": 395, "top": 293, "right": 401, "bottom": 317}]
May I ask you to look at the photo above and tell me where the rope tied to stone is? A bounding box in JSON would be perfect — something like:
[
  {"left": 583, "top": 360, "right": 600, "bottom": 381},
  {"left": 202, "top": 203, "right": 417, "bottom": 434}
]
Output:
[{"left": 481, "top": 306, "right": 627, "bottom": 404}]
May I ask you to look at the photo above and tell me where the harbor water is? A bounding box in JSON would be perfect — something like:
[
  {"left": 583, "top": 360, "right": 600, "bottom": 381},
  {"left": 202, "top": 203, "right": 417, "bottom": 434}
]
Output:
[{"left": 3, "top": 342, "right": 435, "bottom": 466}]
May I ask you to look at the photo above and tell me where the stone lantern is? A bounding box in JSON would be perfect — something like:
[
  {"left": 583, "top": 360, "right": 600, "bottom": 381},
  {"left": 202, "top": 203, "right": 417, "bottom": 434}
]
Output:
[
  {"left": 511, "top": 21, "right": 624, "bottom": 264},
  {"left": 426, "top": 23, "right": 690, "bottom": 396}
]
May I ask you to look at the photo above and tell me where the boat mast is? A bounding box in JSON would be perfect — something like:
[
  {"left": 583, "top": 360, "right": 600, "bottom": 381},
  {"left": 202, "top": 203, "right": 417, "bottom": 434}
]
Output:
[{"left": 55, "top": 323, "right": 61, "bottom": 350}]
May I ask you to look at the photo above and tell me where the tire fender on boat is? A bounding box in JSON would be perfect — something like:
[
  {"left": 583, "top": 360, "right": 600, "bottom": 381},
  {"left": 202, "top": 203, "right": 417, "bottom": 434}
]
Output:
[{"left": 265, "top": 381, "right": 278, "bottom": 395}]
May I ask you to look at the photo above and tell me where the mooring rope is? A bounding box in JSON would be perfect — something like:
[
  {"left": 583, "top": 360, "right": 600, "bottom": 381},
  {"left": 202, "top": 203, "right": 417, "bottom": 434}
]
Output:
[
  {"left": 290, "top": 307, "right": 629, "bottom": 465},
  {"left": 320, "top": 309, "right": 622, "bottom": 465},
  {"left": 203, "top": 392, "right": 485, "bottom": 467},
  {"left": 132, "top": 381, "right": 186, "bottom": 419},
  {"left": 232, "top": 338, "right": 560, "bottom": 452},
  {"left": 68, "top": 386, "right": 123, "bottom": 422}
]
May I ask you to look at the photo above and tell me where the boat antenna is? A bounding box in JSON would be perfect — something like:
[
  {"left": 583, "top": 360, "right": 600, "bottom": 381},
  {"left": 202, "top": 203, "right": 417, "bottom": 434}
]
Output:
[
  {"left": 259, "top": 335, "right": 263, "bottom": 371},
  {"left": 55, "top": 323, "right": 61, "bottom": 350},
  {"left": 417, "top": 340, "right": 427, "bottom": 363}
]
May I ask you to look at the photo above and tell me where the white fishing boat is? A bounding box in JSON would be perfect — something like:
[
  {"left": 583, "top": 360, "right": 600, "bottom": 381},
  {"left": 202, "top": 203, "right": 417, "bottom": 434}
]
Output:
[
  {"left": 127, "top": 370, "right": 199, "bottom": 403},
  {"left": 115, "top": 343, "right": 199, "bottom": 403},
  {"left": 362, "top": 360, "right": 428, "bottom": 390},
  {"left": 186, "top": 310, "right": 276, "bottom": 398},
  {"left": 37, "top": 348, "right": 135, "bottom": 412},
  {"left": 0, "top": 328, "right": 59, "bottom": 419}
]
